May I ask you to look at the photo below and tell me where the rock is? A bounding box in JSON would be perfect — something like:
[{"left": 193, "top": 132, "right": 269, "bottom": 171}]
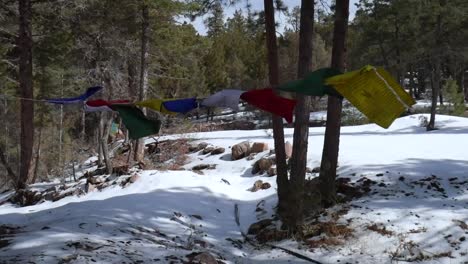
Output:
[
  {"left": 231, "top": 141, "right": 251, "bottom": 160},
  {"left": 85, "top": 183, "right": 96, "bottom": 193},
  {"left": 248, "top": 219, "right": 273, "bottom": 235},
  {"left": 9, "top": 189, "right": 42, "bottom": 206},
  {"left": 210, "top": 147, "right": 225, "bottom": 155},
  {"left": 285, "top": 141, "right": 292, "bottom": 158},
  {"left": 248, "top": 180, "right": 270, "bottom": 192},
  {"left": 246, "top": 153, "right": 256, "bottom": 161},
  {"left": 129, "top": 174, "right": 140, "bottom": 183},
  {"left": 248, "top": 180, "right": 264, "bottom": 192},
  {"left": 112, "top": 165, "right": 129, "bottom": 176},
  {"left": 251, "top": 142, "right": 269, "bottom": 153},
  {"left": 43, "top": 191, "right": 56, "bottom": 201},
  {"left": 267, "top": 167, "right": 277, "bottom": 176},
  {"left": 311, "top": 166, "right": 320, "bottom": 173},
  {"left": 202, "top": 146, "right": 214, "bottom": 155},
  {"left": 252, "top": 158, "right": 274, "bottom": 174},
  {"left": 192, "top": 252, "right": 218, "bottom": 264},
  {"left": 189, "top": 142, "right": 209, "bottom": 152},
  {"left": 88, "top": 176, "right": 105, "bottom": 185},
  {"left": 192, "top": 164, "right": 216, "bottom": 171}
]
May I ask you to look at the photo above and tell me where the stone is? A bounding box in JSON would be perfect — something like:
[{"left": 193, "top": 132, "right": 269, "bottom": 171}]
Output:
[
  {"left": 231, "top": 141, "right": 251, "bottom": 160},
  {"left": 85, "top": 183, "right": 96, "bottom": 193},
  {"left": 248, "top": 219, "right": 273, "bottom": 235},
  {"left": 87, "top": 176, "right": 105, "bottom": 185},
  {"left": 267, "top": 167, "right": 277, "bottom": 176},
  {"left": 189, "top": 142, "right": 209, "bottom": 152},
  {"left": 192, "top": 252, "right": 218, "bottom": 264},
  {"left": 248, "top": 180, "right": 270, "bottom": 192},
  {"left": 129, "top": 174, "right": 140, "bottom": 183},
  {"left": 251, "top": 142, "right": 269, "bottom": 153},
  {"left": 285, "top": 141, "right": 293, "bottom": 158},
  {"left": 246, "top": 153, "right": 256, "bottom": 161},
  {"left": 202, "top": 146, "right": 214, "bottom": 155},
  {"left": 261, "top": 182, "right": 271, "bottom": 190},
  {"left": 192, "top": 164, "right": 216, "bottom": 171},
  {"left": 248, "top": 180, "right": 264, "bottom": 192},
  {"left": 210, "top": 147, "right": 225, "bottom": 155},
  {"left": 252, "top": 158, "right": 274, "bottom": 174}
]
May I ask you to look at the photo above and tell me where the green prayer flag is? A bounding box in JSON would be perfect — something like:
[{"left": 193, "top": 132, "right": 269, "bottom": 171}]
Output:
[
  {"left": 111, "top": 104, "right": 161, "bottom": 140},
  {"left": 277, "top": 67, "right": 342, "bottom": 96}
]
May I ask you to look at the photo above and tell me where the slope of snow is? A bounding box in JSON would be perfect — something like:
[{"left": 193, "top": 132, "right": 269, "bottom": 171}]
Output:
[{"left": 0, "top": 114, "right": 467, "bottom": 263}]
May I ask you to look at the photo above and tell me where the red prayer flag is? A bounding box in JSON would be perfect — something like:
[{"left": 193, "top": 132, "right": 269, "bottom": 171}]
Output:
[
  {"left": 240, "top": 88, "right": 296, "bottom": 123},
  {"left": 85, "top": 99, "right": 131, "bottom": 112}
]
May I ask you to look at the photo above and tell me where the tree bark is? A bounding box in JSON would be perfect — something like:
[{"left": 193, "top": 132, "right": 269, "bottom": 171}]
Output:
[
  {"left": 97, "top": 113, "right": 104, "bottom": 167},
  {"left": 101, "top": 111, "right": 113, "bottom": 175},
  {"left": 462, "top": 68, "right": 467, "bottom": 102},
  {"left": 31, "top": 118, "right": 43, "bottom": 184},
  {"left": 18, "top": 0, "right": 34, "bottom": 190},
  {"left": 319, "top": 0, "right": 349, "bottom": 207},
  {"left": 263, "top": 0, "right": 289, "bottom": 219},
  {"left": 427, "top": 2, "right": 443, "bottom": 131},
  {"left": 288, "top": 0, "right": 314, "bottom": 233},
  {"left": 134, "top": 1, "right": 150, "bottom": 162},
  {"left": 0, "top": 144, "right": 16, "bottom": 186},
  {"left": 428, "top": 61, "right": 441, "bottom": 130}
]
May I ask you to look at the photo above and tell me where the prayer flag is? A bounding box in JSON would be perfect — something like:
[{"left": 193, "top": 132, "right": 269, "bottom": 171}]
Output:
[{"left": 240, "top": 88, "right": 296, "bottom": 123}]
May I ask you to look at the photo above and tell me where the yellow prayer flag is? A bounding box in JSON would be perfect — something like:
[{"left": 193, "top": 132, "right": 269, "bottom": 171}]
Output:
[
  {"left": 135, "top": 99, "right": 176, "bottom": 115},
  {"left": 325, "top": 65, "right": 416, "bottom": 128}
]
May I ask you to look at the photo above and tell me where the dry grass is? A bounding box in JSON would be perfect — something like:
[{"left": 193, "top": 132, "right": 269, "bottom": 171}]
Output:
[
  {"left": 304, "top": 221, "right": 354, "bottom": 250},
  {"left": 367, "top": 223, "right": 394, "bottom": 236},
  {"left": 307, "top": 237, "right": 343, "bottom": 249}
]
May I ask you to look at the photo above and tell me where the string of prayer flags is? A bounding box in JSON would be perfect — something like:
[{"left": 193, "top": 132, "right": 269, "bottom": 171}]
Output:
[
  {"left": 240, "top": 88, "right": 297, "bottom": 123},
  {"left": 85, "top": 99, "right": 131, "bottom": 112},
  {"left": 162, "top": 98, "right": 198, "bottom": 113},
  {"left": 325, "top": 65, "right": 416, "bottom": 128},
  {"left": 46, "top": 86, "right": 102, "bottom": 104},
  {"left": 110, "top": 104, "right": 161, "bottom": 140},
  {"left": 278, "top": 68, "right": 342, "bottom": 96},
  {"left": 135, "top": 99, "right": 176, "bottom": 115},
  {"left": 201, "top": 89, "right": 244, "bottom": 111}
]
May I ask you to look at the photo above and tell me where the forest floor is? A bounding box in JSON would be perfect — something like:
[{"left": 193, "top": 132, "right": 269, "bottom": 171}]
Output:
[{"left": 0, "top": 114, "right": 467, "bottom": 264}]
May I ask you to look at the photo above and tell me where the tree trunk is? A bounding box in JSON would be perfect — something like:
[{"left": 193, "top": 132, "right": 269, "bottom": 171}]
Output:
[
  {"left": 263, "top": 0, "right": 289, "bottom": 219},
  {"left": 101, "top": 112, "right": 113, "bottom": 175},
  {"left": 0, "top": 144, "right": 16, "bottom": 185},
  {"left": 134, "top": 1, "right": 150, "bottom": 162},
  {"left": 31, "top": 119, "right": 43, "bottom": 184},
  {"left": 81, "top": 109, "right": 86, "bottom": 141},
  {"left": 127, "top": 59, "right": 137, "bottom": 101},
  {"left": 97, "top": 114, "right": 104, "bottom": 166},
  {"left": 319, "top": 0, "right": 349, "bottom": 207},
  {"left": 428, "top": 61, "right": 441, "bottom": 130},
  {"left": 439, "top": 86, "right": 443, "bottom": 106},
  {"left": 18, "top": 0, "right": 34, "bottom": 190},
  {"left": 427, "top": 4, "right": 442, "bottom": 131},
  {"left": 287, "top": 0, "right": 314, "bottom": 233},
  {"left": 462, "top": 68, "right": 467, "bottom": 102}
]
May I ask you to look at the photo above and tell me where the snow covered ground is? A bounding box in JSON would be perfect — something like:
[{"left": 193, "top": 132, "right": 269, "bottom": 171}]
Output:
[{"left": 0, "top": 114, "right": 467, "bottom": 263}]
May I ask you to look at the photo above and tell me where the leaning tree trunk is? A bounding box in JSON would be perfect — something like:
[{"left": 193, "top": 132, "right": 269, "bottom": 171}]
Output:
[
  {"left": 263, "top": 0, "right": 289, "bottom": 219},
  {"left": 319, "top": 0, "right": 349, "bottom": 207},
  {"left": 287, "top": 0, "right": 315, "bottom": 234},
  {"left": 134, "top": 1, "right": 150, "bottom": 162},
  {"left": 18, "top": 0, "right": 34, "bottom": 190}
]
